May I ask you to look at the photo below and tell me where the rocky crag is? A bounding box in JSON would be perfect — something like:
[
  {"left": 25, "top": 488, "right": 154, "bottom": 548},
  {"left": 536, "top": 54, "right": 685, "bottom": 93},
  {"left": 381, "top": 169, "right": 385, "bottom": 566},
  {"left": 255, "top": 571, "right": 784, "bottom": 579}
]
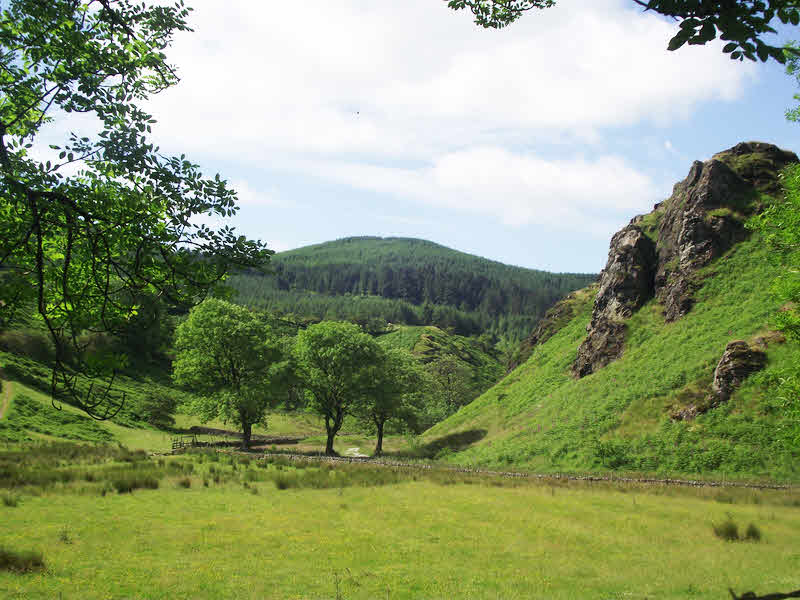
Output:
[{"left": 571, "top": 141, "right": 797, "bottom": 382}]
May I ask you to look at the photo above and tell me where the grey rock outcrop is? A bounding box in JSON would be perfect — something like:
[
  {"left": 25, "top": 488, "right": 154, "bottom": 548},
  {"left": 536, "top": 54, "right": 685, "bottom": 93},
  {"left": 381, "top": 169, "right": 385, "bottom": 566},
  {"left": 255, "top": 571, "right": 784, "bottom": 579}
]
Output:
[
  {"left": 654, "top": 159, "right": 751, "bottom": 321},
  {"left": 572, "top": 225, "right": 656, "bottom": 377},
  {"left": 710, "top": 340, "right": 767, "bottom": 405},
  {"left": 571, "top": 141, "right": 797, "bottom": 378},
  {"left": 672, "top": 340, "right": 767, "bottom": 421}
]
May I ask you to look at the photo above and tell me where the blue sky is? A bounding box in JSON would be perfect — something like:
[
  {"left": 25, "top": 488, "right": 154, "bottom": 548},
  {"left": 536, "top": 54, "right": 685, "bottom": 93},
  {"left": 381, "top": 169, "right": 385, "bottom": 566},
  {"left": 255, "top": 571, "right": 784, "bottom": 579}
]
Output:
[{"left": 104, "top": 1, "right": 800, "bottom": 272}]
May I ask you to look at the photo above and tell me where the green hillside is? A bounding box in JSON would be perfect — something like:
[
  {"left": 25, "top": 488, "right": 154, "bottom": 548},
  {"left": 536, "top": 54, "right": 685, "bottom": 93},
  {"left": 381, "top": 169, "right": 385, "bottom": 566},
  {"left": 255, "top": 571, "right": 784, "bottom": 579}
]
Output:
[
  {"left": 422, "top": 146, "right": 800, "bottom": 481},
  {"left": 424, "top": 235, "right": 798, "bottom": 479},
  {"left": 229, "top": 237, "right": 595, "bottom": 341},
  {"left": 377, "top": 325, "right": 503, "bottom": 393}
]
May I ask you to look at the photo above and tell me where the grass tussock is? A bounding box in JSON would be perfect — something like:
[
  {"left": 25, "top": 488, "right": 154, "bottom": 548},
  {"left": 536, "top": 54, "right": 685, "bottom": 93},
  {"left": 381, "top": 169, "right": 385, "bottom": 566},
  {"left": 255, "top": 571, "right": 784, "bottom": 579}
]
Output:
[
  {"left": 712, "top": 516, "right": 763, "bottom": 542},
  {"left": 112, "top": 475, "right": 159, "bottom": 494},
  {"left": 1, "top": 492, "right": 19, "bottom": 507},
  {"left": 0, "top": 547, "right": 45, "bottom": 573}
]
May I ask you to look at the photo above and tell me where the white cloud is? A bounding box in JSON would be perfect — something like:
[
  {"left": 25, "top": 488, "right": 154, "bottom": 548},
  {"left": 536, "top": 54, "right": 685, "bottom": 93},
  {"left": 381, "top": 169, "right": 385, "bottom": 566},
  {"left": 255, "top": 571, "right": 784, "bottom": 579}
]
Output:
[
  {"left": 290, "top": 147, "right": 659, "bottom": 234},
  {"left": 147, "top": 0, "right": 755, "bottom": 163},
  {"left": 230, "top": 180, "right": 282, "bottom": 207},
  {"left": 100, "top": 0, "right": 756, "bottom": 245}
]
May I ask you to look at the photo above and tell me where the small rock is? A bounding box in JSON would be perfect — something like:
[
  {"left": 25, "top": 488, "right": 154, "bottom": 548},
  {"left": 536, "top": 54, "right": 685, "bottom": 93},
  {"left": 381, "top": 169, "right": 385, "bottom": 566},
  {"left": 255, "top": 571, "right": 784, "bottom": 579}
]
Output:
[{"left": 709, "top": 340, "right": 767, "bottom": 406}]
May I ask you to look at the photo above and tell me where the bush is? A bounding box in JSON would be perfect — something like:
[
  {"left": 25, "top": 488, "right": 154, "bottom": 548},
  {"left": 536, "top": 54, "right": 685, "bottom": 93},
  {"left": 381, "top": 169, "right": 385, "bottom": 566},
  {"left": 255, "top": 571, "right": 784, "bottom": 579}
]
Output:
[
  {"left": 744, "top": 523, "right": 762, "bottom": 542},
  {"left": 177, "top": 477, "right": 191, "bottom": 489},
  {"left": 0, "top": 330, "right": 55, "bottom": 362},
  {"left": 1, "top": 493, "right": 19, "bottom": 507},
  {"left": 112, "top": 475, "right": 159, "bottom": 494},
  {"left": 137, "top": 392, "right": 177, "bottom": 429},
  {"left": 712, "top": 519, "right": 739, "bottom": 541},
  {"left": 0, "top": 547, "right": 45, "bottom": 573}
]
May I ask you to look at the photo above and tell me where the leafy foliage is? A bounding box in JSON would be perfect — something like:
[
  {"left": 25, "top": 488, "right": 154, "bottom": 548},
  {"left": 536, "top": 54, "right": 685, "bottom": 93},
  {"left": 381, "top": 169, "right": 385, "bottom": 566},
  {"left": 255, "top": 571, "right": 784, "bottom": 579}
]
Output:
[
  {"left": 0, "top": 0, "right": 270, "bottom": 418},
  {"left": 173, "top": 299, "right": 288, "bottom": 449},
  {"left": 355, "top": 347, "right": 428, "bottom": 455},
  {"left": 294, "top": 321, "right": 384, "bottom": 455},
  {"left": 447, "top": 0, "right": 799, "bottom": 63},
  {"left": 748, "top": 166, "right": 800, "bottom": 342}
]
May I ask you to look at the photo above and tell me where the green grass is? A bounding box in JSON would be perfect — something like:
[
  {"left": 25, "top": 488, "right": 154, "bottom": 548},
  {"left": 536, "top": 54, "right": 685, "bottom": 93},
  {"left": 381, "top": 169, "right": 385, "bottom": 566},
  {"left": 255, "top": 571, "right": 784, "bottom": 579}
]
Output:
[
  {"left": 422, "top": 237, "right": 800, "bottom": 480},
  {"left": 377, "top": 324, "right": 503, "bottom": 390},
  {"left": 0, "top": 375, "right": 329, "bottom": 453},
  {"left": 0, "top": 447, "right": 798, "bottom": 599}
]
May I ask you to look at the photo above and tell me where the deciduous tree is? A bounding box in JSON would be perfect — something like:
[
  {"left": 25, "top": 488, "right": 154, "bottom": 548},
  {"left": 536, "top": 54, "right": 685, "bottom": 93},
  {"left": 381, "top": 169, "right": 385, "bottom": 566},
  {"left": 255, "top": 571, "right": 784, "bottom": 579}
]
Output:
[
  {"left": 294, "top": 321, "right": 382, "bottom": 456},
  {"left": 173, "top": 299, "right": 287, "bottom": 449},
  {"left": 357, "top": 348, "right": 428, "bottom": 456},
  {"left": 0, "top": 0, "right": 270, "bottom": 418},
  {"left": 446, "top": 0, "right": 800, "bottom": 63}
]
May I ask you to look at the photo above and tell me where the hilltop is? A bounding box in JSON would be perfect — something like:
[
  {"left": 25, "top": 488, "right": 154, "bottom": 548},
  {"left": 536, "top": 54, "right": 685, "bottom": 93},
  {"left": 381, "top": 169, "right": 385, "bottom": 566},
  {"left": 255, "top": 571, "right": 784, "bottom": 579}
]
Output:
[
  {"left": 422, "top": 142, "right": 800, "bottom": 481},
  {"left": 229, "top": 237, "right": 595, "bottom": 341}
]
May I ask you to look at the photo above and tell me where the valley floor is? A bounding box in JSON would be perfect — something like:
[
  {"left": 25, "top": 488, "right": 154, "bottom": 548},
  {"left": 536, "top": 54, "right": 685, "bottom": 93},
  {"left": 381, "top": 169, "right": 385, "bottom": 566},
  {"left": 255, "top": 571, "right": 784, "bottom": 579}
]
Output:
[{"left": 1, "top": 449, "right": 799, "bottom": 600}]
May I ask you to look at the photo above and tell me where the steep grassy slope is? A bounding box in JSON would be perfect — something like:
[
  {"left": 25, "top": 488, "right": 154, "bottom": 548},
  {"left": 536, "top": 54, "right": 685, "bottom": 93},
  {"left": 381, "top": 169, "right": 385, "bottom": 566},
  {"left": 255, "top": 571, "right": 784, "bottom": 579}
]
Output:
[
  {"left": 376, "top": 325, "right": 504, "bottom": 392},
  {"left": 423, "top": 237, "right": 800, "bottom": 480},
  {"left": 229, "top": 237, "right": 595, "bottom": 340}
]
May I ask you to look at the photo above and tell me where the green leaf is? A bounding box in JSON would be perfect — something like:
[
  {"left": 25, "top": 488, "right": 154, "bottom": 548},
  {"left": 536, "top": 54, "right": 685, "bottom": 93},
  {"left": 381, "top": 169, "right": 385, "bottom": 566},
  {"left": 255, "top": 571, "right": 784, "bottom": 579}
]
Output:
[
  {"left": 698, "top": 22, "right": 716, "bottom": 43},
  {"left": 722, "top": 42, "right": 738, "bottom": 53},
  {"left": 667, "top": 33, "right": 689, "bottom": 51}
]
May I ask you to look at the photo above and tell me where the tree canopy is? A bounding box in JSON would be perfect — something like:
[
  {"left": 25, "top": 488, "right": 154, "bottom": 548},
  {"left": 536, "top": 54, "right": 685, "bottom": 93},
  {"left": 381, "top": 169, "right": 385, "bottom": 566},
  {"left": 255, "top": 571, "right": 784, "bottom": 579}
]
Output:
[
  {"left": 294, "top": 321, "right": 384, "bottom": 456},
  {"left": 356, "top": 347, "right": 428, "bottom": 456},
  {"left": 172, "top": 299, "right": 287, "bottom": 449},
  {"left": 446, "top": 0, "right": 800, "bottom": 63},
  {"left": 0, "top": 0, "right": 270, "bottom": 418}
]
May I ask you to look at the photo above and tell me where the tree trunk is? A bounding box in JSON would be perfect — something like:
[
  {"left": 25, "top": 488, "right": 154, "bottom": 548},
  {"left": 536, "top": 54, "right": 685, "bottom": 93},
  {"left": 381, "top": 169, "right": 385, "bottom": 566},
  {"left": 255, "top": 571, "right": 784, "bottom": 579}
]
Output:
[
  {"left": 373, "top": 420, "right": 385, "bottom": 457},
  {"left": 242, "top": 421, "right": 252, "bottom": 450},
  {"left": 325, "top": 430, "right": 337, "bottom": 456},
  {"left": 324, "top": 408, "right": 343, "bottom": 456}
]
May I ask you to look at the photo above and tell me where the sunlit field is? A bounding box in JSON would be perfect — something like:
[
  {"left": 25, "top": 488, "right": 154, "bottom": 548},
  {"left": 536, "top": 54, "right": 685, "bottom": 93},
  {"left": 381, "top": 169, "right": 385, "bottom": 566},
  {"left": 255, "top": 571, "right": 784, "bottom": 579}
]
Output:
[{"left": 1, "top": 445, "right": 798, "bottom": 600}]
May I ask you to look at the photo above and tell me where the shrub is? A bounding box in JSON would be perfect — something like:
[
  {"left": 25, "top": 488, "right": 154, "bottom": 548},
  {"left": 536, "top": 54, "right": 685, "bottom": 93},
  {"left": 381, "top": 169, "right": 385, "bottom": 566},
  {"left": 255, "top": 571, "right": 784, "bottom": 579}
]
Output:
[
  {"left": 177, "top": 477, "right": 191, "bottom": 489},
  {"left": 0, "top": 547, "right": 45, "bottom": 573},
  {"left": 0, "top": 330, "right": 55, "bottom": 362},
  {"left": 112, "top": 475, "right": 159, "bottom": 494},
  {"left": 713, "top": 519, "right": 739, "bottom": 541},
  {"left": 1, "top": 493, "right": 19, "bottom": 507},
  {"left": 744, "top": 523, "right": 762, "bottom": 542}
]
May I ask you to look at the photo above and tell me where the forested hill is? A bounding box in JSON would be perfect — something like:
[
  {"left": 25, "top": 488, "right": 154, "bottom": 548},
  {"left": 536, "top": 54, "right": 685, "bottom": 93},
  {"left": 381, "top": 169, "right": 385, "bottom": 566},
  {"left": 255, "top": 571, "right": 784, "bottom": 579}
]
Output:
[{"left": 229, "top": 237, "right": 596, "bottom": 341}]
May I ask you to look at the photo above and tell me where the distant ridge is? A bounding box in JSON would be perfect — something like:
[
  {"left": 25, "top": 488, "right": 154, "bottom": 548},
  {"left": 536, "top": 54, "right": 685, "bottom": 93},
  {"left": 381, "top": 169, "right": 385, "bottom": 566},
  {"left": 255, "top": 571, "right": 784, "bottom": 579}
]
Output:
[{"left": 230, "top": 236, "right": 596, "bottom": 341}]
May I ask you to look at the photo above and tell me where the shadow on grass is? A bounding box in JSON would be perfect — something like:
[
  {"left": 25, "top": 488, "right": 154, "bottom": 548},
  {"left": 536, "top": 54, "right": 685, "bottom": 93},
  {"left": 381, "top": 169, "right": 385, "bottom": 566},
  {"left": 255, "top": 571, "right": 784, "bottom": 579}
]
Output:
[{"left": 393, "top": 429, "right": 488, "bottom": 460}]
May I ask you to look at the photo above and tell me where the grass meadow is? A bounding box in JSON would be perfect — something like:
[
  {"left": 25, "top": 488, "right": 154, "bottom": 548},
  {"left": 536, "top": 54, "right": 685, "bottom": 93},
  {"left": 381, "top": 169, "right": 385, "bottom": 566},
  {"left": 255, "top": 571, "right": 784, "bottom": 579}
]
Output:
[{"left": 1, "top": 445, "right": 799, "bottom": 599}]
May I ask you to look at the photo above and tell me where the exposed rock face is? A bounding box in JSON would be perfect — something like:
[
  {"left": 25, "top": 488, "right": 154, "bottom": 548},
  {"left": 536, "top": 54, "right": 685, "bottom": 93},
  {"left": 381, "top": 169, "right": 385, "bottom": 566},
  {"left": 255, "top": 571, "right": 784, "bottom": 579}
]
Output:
[
  {"left": 509, "top": 285, "right": 597, "bottom": 372},
  {"left": 654, "top": 159, "right": 752, "bottom": 321},
  {"left": 712, "top": 141, "right": 798, "bottom": 195},
  {"left": 710, "top": 340, "right": 767, "bottom": 405},
  {"left": 573, "top": 319, "right": 627, "bottom": 378},
  {"left": 571, "top": 225, "right": 656, "bottom": 377},
  {"left": 570, "top": 141, "right": 797, "bottom": 378},
  {"left": 672, "top": 340, "right": 768, "bottom": 421}
]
